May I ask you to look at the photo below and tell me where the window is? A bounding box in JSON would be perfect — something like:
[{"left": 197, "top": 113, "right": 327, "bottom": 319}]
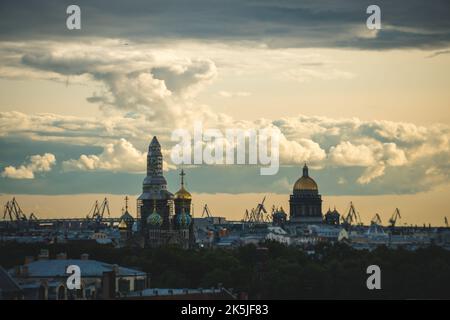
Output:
[
  {"left": 134, "top": 279, "right": 145, "bottom": 291},
  {"left": 118, "top": 278, "right": 130, "bottom": 293}
]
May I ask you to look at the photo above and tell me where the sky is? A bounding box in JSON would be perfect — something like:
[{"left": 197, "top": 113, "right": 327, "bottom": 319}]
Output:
[{"left": 0, "top": 0, "right": 449, "bottom": 225}]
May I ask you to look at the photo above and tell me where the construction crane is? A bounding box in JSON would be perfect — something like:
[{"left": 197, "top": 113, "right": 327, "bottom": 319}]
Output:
[
  {"left": 389, "top": 208, "right": 401, "bottom": 227},
  {"left": 371, "top": 213, "right": 382, "bottom": 226},
  {"left": 86, "top": 198, "right": 110, "bottom": 223},
  {"left": 202, "top": 204, "right": 213, "bottom": 218},
  {"left": 2, "top": 198, "right": 28, "bottom": 222}
]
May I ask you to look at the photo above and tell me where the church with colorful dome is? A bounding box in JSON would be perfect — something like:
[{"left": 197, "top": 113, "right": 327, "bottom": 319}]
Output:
[
  {"left": 137, "top": 136, "right": 194, "bottom": 249},
  {"left": 289, "top": 164, "right": 323, "bottom": 224}
]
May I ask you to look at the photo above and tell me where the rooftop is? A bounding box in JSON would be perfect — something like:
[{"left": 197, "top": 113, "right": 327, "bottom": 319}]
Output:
[{"left": 12, "top": 259, "right": 146, "bottom": 278}]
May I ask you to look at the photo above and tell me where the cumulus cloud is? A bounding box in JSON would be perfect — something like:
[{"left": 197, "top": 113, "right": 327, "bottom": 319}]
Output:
[
  {"left": 1, "top": 110, "right": 449, "bottom": 189},
  {"left": 62, "top": 139, "right": 146, "bottom": 173},
  {"left": 357, "top": 164, "right": 386, "bottom": 185},
  {"left": 62, "top": 138, "right": 176, "bottom": 173},
  {"left": 1, "top": 153, "right": 56, "bottom": 179},
  {"left": 152, "top": 59, "right": 217, "bottom": 99},
  {"left": 328, "top": 141, "right": 407, "bottom": 183},
  {"left": 329, "top": 142, "right": 375, "bottom": 167},
  {"left": 0, "top": 41, "right": 448, "bottom": 191},
  {"left": 279, "top": 137, "right": 326, "bottom": 166},
  {"left": 0, "top": 41, "right": 219, "bottom": 128}
]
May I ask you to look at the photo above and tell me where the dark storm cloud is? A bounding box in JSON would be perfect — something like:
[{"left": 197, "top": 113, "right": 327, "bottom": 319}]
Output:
[{"left": 0, "top": 0, "right": 449, "bottom": 49}]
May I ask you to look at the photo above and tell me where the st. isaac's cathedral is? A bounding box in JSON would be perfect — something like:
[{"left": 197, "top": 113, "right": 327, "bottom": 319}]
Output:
[
  {"left": 128, "top": 136, "right": 337, "bottom": 248},
  {"left": 289, "top": 164, "right": 324, "bottom": 224}
]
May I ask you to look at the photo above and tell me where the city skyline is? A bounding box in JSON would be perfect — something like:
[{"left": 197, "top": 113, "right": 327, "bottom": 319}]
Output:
[{"left": 0, "top": 0, "right": 449, "bottom": 226}]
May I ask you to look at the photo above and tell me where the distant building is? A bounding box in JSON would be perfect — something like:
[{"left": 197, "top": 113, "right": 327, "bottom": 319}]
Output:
[
  {"left": 118, "top": 197, "right": 135, "bottom": 242},
  {"left": 272, "top": 206, "right": 287, "bottom": 227},
  {"left": 324, "top": 207, "right": 341, "bottom": 226},
  {"left": 289, "top": 164, "right": 323, "bottom": 224},
  {"left": 137, "top": 136, "right": 194, "bottom": 249}
]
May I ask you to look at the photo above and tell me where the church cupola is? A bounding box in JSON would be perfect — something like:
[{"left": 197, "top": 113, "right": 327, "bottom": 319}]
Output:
[{"left": 289, "top": 163, "right": 323, "bottom": 224}]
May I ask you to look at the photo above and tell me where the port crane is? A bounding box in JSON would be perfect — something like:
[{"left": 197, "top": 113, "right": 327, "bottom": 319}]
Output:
[
  {"left": 371, "top": 213, "right": 382, "bottom": 226},
  {"left": 445, "top": 216, "right": 448, "bottom": 228},
  {"left": 202, "top": 204, "right": 213, "bottom": 218},
  {"left": 2, "top": 198, "right": 28, "bottom": 222},
  {"left": 243, "top": 196, "right": 271, "bottom": 223},
  {"left": 389, "top": 208, "right": 401, "bottom": 227},
  {"left": 86, "top": 198, "right": 110, "bottom": 223},
  {"left": 341, "top": 202, "right": 363, "bottom": 227}
]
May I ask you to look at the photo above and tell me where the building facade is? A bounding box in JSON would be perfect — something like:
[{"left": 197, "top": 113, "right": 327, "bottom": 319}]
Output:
[
  {"left": 137, "top": 136, "right": 194, "bottom": 248},
  {"left": 289, "top": 164, "right": 323, "bottom": 224}
]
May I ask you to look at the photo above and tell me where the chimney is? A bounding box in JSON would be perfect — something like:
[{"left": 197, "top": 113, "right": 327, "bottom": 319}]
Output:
[
  {"left": 24, "top": 256, "right": 34, "bottom": 265},
  {"left": 80, "top": 253, "right": 89, "bottom": 260},
  {"left": 56, "top": 253, "right": 67, "bottom": 260}
]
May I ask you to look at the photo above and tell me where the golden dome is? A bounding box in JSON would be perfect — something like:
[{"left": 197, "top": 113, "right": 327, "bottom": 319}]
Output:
[
  {"left": 293, "top": 164, "right": 318, "bottom": 191},
  {"left": 118, "top": 219, "right": 128, "bottom": 229},
  {"left": 175, "top": 186, "right": 192, "bottom": 200},
  {"left": 293, "top": 176, "right": 318, "bottom": 191},
  {"left": 175, "top": 169, "right": 192, "bottom": 200}
]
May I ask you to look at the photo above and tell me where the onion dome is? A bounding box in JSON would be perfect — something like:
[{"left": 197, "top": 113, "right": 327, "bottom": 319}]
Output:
[
  {"left": 175, "top": 186, "right": 192, "bottom": 200},
  {"left": 273, "top": 206, "right": 287, "bottom": 218},
  {"left": 293, "top": 164, "right": 318, "bottom": 191},
  {"left": 175, "top": 208, "right": 191, "bottom": 227},
  {"left": 120, "top": 196, "right": 135, "bottom": 224},
  {"left": 174, "top": 169, "right": 192, "bottom": 200},
  {"left": 120, "top": 210, "right": 134, "bottom": 224},
  {"left": 147, "top": 205, "right": 163, "bottom": 227}
]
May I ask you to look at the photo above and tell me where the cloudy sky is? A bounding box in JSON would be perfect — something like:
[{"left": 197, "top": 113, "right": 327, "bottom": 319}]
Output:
[{"left": 0, "top": 0, "right": 449, "bottom": 225}]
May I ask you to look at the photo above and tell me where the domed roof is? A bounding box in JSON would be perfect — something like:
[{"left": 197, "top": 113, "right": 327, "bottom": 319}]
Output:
[
  {"left": 273, "top": 206, "right": 287, "bottom": 217},
  {"left": 175, "top": 186, "right": 192, "bottom": 200},
  {"left": 120, "top": 197, "right": 134, "bottom": 223},
  {"left": 325, "top": 207, "right": 340, "bottom": 216},
  {"left": 175, "top": 209, "right": 191, "bottom": 227},
  {"left": 120, "top": 210, "right": 134, "bottom": 223},
  {"left": 293, "top": 164, "right": 318, "bottom": 191},
  {"left": 175, "top": 169, "right": 192, "bottom": 200},
  {"left": 118, "top": 219, "right": 128, "bottom": 229},
  {"left": 147, "top": 206, "right": 163, "bottom": 227}
]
